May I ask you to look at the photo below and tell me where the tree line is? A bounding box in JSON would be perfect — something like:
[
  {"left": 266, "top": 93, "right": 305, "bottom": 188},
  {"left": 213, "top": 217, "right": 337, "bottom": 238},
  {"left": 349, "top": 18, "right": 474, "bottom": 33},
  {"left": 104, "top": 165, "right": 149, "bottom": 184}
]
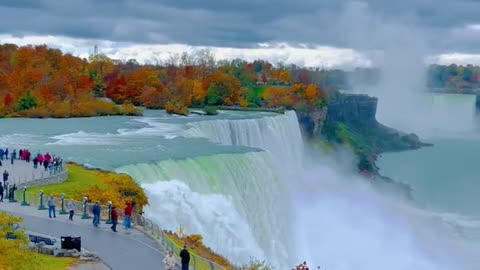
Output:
[{"left": 0, "top": 44, "right": 335, "bottom": 117}]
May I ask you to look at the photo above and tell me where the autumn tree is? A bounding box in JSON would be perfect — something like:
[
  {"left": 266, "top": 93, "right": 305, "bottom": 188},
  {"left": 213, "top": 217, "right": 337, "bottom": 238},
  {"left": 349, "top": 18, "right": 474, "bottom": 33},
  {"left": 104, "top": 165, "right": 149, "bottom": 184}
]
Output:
[
  {"left": 88, "top": 54, "right": 115, "bottom": 96},
  {"left": 203, "top": 71, "right": 242, "bottom": 106},
  {"left": 263, "top": 87, "right": 292, "bottom": 108}
]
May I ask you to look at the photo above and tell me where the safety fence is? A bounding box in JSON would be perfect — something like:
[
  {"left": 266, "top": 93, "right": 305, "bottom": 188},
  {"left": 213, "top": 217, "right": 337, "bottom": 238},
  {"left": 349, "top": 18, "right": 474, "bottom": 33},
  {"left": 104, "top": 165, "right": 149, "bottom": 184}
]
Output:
[{"left": 17, "top": 190, "right": 226, "bottom": 270}]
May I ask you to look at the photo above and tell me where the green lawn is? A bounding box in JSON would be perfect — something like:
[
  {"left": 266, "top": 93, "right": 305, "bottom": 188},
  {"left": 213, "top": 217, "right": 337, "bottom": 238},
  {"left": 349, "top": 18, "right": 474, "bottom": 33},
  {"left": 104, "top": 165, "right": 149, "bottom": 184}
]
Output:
[
  {"left": 33, "top": 253, "right": 77, "bottom": 270},
  {"left": 28, "top": 163, "right": 108, "bottom": 198}
]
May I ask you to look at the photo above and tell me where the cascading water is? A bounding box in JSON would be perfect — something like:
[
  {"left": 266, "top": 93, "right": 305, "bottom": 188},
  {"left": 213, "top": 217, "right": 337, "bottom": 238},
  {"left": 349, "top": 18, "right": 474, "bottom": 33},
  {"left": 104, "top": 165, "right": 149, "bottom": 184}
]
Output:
[
  {"left": 187, "top": 110, "right": 304, "bottom": 180},
  {"left": 117, "top": 109, "right": 478, "bottom": 269},
  {"left": 117, "top": 152, "right": 294, "bottom": 268}
]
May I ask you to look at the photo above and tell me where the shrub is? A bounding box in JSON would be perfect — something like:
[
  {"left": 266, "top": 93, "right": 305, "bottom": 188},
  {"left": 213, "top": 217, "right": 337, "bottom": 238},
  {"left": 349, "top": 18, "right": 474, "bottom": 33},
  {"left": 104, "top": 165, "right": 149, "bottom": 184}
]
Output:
[
  {"left": 239, "top": 258, "right": 273, "bottom": 270},
  {"left": 20, "top": 107, "right": 50, "bottom": 118},
  {"left": 120, "top": 103, "right": 142, "bottom": 116},
  {"left": 204, "top": 106, "right": 218, "bottom": 115},
  {"left": 17, "top": 91, "right": 37, "bottom": 111},
  {"left": 165, "top": 99, "right": 189, "bottom": 116}
]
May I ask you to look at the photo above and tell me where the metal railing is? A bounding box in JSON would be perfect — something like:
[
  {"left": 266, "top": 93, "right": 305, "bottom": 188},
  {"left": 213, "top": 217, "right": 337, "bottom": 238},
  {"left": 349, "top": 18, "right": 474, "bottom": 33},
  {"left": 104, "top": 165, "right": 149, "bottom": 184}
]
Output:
[
  {"left": 20, "top": 190, "right": 226, "bottom": 270},
  {"left": 134, "top": 214, "right": 227, "bottom": 270}
]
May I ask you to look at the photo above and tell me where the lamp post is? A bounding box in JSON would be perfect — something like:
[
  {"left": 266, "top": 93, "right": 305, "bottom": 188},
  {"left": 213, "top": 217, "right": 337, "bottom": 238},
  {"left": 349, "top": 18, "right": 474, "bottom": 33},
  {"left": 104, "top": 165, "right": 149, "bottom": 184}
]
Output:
[
  {"left": 38, "top": 190, "right": 47, "bottom": 210},
  {"left": 21, "top": 186, "right": 29, "bottom": 206},
  {"left": 106, "top": 201, "right": 113, "bottom": 224},
  {"left": 59, "top": 193, "right": 68, "bottom": 215},
  {"left": 81, "top": 197, "right": 90, "bottom": 219}
]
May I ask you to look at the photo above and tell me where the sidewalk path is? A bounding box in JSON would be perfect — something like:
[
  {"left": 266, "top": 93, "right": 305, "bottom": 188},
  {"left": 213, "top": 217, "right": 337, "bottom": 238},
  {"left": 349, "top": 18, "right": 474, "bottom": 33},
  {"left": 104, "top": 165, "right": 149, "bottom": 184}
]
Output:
[
  {"left": 1, "top": 202, "right": 168, "bottom": 270},
  {"left": 1, "top": 159, "right": 49, "bottom": 184}
]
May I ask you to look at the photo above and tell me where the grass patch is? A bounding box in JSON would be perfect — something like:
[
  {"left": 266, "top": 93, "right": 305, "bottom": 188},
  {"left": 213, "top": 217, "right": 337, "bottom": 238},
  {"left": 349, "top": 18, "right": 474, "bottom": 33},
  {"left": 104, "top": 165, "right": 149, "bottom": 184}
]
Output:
[
  {"left": 0, "top": 212, "right": 77, "bottom": 270},
  {"left": 28, "top": 163, "right": 109, "bottom": 199},
  {"left": 29, "top": 253, "right": 77, "bottom": 270},
  {"left": 27, "top": 163, "right": 148, "bottom": 211}
]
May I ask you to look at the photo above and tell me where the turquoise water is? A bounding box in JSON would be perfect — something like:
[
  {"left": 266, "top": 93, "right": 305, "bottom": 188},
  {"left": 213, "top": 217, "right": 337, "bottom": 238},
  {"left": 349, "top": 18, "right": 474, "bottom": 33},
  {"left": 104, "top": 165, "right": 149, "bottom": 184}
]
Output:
[
  {"left": 1, "top": 96, "right": 478, "bottom": 269},
  {"left": 378, "top": 137, "right": 480, "bottom": 217},
  {"left": 0, "top": 110, "right": 275, "bottom": 169}
]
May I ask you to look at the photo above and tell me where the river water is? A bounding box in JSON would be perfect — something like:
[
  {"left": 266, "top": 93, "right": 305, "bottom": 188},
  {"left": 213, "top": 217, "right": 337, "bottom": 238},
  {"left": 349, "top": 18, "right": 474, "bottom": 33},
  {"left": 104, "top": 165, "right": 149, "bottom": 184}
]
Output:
[{"left": 0, "top": 100, "right": 477, "bottom": 269}]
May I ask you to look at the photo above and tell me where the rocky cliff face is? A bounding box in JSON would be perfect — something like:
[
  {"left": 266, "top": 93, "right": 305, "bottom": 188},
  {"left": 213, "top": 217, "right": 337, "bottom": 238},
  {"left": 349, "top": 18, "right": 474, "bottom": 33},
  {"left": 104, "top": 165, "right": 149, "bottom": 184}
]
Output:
[
  {"left": 296, "top": 107, "right": 328, "bottom": 138},
  {"left": 324, "top": 93, "right": 430, "bottom": 151},
  {"left": 326, "top": 94, "right": 378, "bottom": 129}
]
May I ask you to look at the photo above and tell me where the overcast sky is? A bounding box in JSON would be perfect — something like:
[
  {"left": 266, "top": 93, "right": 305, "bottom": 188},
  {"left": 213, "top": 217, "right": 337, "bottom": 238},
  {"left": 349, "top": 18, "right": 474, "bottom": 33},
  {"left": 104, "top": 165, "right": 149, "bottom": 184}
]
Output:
[{"left": 1, "top": 0, "right": 479, "bottom": 68}]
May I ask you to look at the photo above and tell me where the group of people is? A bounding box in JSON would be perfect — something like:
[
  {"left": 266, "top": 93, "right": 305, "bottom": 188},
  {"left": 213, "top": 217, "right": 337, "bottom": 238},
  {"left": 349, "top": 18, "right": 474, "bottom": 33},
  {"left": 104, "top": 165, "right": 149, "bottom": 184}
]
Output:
[
  {"left": 0, "top": 147, "right": 64, "bottom": 176},
  {"left": 90, "top": 201, "right": 133, "bottom": 233},
  {"left": 163, "top": 246, "right": 191, "bottom": 270}
]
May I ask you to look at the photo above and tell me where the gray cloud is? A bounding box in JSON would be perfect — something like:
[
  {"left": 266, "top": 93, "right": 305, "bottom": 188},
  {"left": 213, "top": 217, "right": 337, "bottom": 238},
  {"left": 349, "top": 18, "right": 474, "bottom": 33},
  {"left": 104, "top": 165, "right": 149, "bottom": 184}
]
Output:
[{"left": 0, "top": 0, "right": 479, "bottom": 53}]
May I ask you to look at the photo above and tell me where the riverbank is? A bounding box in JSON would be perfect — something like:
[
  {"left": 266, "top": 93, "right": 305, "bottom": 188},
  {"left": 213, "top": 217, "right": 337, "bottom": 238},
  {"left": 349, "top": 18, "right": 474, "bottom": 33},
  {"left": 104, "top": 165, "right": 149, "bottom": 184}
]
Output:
[{"left": 2, "top": 102, "right": 142, "bottom": 119}]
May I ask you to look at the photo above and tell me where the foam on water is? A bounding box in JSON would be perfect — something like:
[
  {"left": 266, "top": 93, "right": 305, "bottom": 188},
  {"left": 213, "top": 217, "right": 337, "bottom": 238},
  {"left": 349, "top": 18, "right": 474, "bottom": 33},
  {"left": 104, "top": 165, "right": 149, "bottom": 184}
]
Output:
[
  {"left": 48, "top": 120, "right": 187, "bottom": 145},
  {"left": 142, "top": 180, "right": 265, "bottom": 263},
  {"left": 117, "top": 151, "right": 293, "bottom": 268},
  {"left": 294, "top": 156, "right": 480, "bottom": 270},
  {"left": 0, "top": 133, "right": 43, "bottom": 147}
]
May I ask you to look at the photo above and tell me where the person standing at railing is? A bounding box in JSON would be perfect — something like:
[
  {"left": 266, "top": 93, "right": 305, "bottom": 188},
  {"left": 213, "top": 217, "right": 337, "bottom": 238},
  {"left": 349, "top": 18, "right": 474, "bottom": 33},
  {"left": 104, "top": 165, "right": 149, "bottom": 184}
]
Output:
[
  {"left": 92, "top": 202, "right": 101, "bottom": 227},
  {"left": 68, "top": 200, "right": 75, "bottom": 221},
  {"left": 10, "top": 149, "right": 16, "bottom": 165},
  {"left": 124, "top": 203, "right": 133, "bottom": 230},
  {"left": 110, "top": 206, "right": 118, "bottom": 232},
  {"left": 180, "top": 245, "right": 191, "bottom": 270},
  {"left": 48, "top": 195, "right": 56, "bottom": 218},
  {"left": 163, "top": 251, "right": 176, "bottom": 270}
]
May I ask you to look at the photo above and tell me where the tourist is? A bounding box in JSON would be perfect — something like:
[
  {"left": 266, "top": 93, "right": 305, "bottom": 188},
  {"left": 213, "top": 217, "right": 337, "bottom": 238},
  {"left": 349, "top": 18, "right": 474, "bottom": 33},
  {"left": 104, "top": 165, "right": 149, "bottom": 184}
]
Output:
[
  {"left": 163, "top": 251, "right": 176, "bottom": 270},
  {"left": 43, "top": 159, "right": 49, "bottom": 171},
  {"left": 180, "top": 245, "right": 190, "bottom": 270},
  {"left": 0, "top": 183, "right": 3, "bottom": 202},
  {"left": 33, "top": 156, "right": 39, "bottom": 169},
  {"left": 3, "top": 170, "right": 8, "bottom": 185},
  {"left": 19, "top": 149, "right": 22, "bottom": 160},
  {"left": 10, "top": 149, "right": 16, "bottom": 165},
  {"left": 4, "top": 148, "right": 8, "bottom": 160},
  {"left": 48, "top": 195, "right": 56, "bottom": 218},
  {"left": 8, "top": 184, "right": 16, "bottom": 201},
  {"left": 110, "top": 206, "right": 118, "bottom": 232},
  {"left": 92, "top": 202, "right": 101, "bottom": 227},
  {"left": 68, "top": 200, "right": 75, "bottom": 221},
  {"left": 124, "top": 203, "right": 133, "bottom": 230},
  {"left": 44, "top": 152, "right": 51, "bottom": 164},
  {"left": 38, "top": 153, "right": 44, "bottom": 165}
]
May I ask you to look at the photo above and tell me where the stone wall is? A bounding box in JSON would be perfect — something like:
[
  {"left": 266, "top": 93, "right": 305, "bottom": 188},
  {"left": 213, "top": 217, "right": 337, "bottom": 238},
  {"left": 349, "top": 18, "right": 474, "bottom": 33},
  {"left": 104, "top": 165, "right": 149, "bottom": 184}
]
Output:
[{"left": 24, "top": 170, "right": 68, "bottom": 188}]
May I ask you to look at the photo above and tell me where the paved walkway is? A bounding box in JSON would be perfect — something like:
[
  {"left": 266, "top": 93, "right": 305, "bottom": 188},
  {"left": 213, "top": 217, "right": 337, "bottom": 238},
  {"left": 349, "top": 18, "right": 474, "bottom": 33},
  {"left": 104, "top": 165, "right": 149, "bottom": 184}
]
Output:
[
  {"left": 1, "top": 202, "right": 170, "bottom": 270},
  {"left": 1, "top": 158, "right": 48, "bottom": 184}
]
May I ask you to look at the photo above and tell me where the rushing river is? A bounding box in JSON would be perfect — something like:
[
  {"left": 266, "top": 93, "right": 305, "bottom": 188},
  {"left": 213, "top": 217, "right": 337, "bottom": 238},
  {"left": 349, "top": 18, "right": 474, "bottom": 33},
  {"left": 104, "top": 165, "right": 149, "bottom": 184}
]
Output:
[{"left": 0, "top": 99, "right": 478, "bottom": 269}]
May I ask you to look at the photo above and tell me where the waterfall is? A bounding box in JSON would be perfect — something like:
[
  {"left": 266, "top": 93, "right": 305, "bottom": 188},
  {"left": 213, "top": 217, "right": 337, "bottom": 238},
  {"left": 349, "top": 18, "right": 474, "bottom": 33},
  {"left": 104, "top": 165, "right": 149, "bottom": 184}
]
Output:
[
  {"left": 187, "top": 110, "right": 304, "bottom": 180},
  {"left": 117, "top": 152, "right": 294, "bottom": 268}
]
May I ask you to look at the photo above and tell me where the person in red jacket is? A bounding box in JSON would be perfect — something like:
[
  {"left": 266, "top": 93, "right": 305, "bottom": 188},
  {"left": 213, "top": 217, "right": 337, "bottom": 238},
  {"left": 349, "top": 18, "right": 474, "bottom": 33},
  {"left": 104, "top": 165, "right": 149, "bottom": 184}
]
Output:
[
  {"left": 124, "top": 203, "right": 133, "bottom": 230},
  {"left": 110, "top": 206, "right": 118, "bottom": 232}
]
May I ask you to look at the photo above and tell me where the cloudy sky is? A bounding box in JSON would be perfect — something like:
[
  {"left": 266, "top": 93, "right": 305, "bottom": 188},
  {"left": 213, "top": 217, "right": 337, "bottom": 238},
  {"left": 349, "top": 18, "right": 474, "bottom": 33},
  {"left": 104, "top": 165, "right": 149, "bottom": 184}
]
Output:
[{"left": 0, "top": 0, "right": 479, "bottom": 68}]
